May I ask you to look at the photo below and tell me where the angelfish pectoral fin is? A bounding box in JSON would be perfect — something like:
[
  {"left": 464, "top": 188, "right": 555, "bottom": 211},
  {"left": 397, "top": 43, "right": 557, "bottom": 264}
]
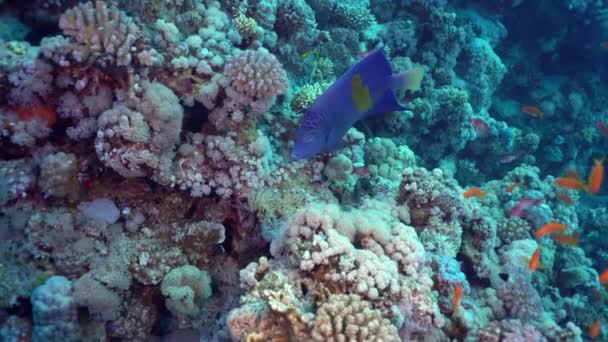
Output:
[
  {"left": 390, "top": 68, "right": 424, "bottom": 92},
  {"left": 351, "top": 73, "right": 374, "bottom": 113}
]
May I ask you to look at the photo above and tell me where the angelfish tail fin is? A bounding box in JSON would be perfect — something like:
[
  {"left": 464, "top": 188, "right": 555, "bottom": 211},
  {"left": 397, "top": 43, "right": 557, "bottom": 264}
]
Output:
[{"left": 390, "top": 68, "right": 424, "bottom": 92}]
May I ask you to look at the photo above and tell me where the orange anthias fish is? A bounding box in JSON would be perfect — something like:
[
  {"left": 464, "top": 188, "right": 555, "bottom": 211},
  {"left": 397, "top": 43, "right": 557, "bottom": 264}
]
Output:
[
  {"left": 566, "top": 169, "right": 582, "bottom": 179},
  {"left": 555, "top": 177, "right": 587, "bottom": 191},
  {"left": 522, "top": 105, "right": 544, "bottom": 118},
  {"left": 13, "top": 103, "right": 57, "bottom": 127},
  {"left": 551, "top": 232, "right": 580, "bottom": 246},
  {"left": 589, "top": 319, "right": 601, "bottom": 339},
  {"left": 556, "top": 193, "right": 574, "bottom": 205},
  {"left": 600, "top": 269, "right": 608, "bottom": 285},
  {"left": 505, "top": 182, "right": 522, "bottom": 192},
  {"left": 588, "top": 159, "right": 605, "bottom": 194},
  {"left": 453, "top": 284, "right": 463, "bottom": 315},
  {"left": 535, "top": 221, "right": 567, "bottom": 239},
  {"left": 464, "top": 187, "right": 486, "bottom": 199},
  {"left": 529, "top": 248, "right": 541, "bottom": 272}
]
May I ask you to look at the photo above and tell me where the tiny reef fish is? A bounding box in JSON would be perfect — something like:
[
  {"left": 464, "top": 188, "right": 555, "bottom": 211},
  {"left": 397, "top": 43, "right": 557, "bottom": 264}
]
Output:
[
  {"left": 551, "top": 232, "right": 579, "bottom": 246},
  {"left": 600, "top": 269, "right": 608, "bottom": 285},
  {"left": 589, "top": 319, "right": 601, "bottom": 339},
  {"left": 529, "top": 247, "right": 542, "bottom": 272},
  {"left": 453, "top": 284, "right": 463, "bottom": 316},
  {"left": 510, "top": 197, "right": 543, "bottom": 218},
  {"left": 556, "top": 193, "right": 574, "bottom": 205},
  {"left": 535, "top": 221, "right": 567, "bottom": 239},
  {"left": 471, "top": 118, "right": 489, "bottom": 136},
  {"left": 292, "top": 49, "right": 424, "bottom": 159},
  {"left": 13, "top": 103, "right": 57, "bottom": 127},
  {"left": 566, "top": 169, "right": 582, "bottom": 179},
  {"left": 464, "top": 187, "right": 486, "bottom": 199},
  {"left": 555, "top": 177, "right": 586, "bottom": 191},
  {"left": 588, "top": 158, "right": 605, "bottom": 194},
  {"left": 522, "top": 105, "right": 544, "bottom": 118},
  {"left": 505, "top": 182, "right": 522, "bottom": 192},
  {"left": 300, "top": 50, "right": 319, "bottom": 64},
  {"left": 498, "top": 153, "right": 521, "bottom": 164}
]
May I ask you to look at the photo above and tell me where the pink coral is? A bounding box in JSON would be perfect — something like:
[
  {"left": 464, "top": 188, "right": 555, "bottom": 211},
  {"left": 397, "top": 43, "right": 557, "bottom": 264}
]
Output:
[{"left": 224, "top": 48, "right": 287, "bottom": 102}]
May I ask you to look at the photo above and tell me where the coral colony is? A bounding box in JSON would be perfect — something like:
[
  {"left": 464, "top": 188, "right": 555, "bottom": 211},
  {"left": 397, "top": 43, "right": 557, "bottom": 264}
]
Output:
[{"left": 2, "top": 0, "right": 608, "bottom": 341}]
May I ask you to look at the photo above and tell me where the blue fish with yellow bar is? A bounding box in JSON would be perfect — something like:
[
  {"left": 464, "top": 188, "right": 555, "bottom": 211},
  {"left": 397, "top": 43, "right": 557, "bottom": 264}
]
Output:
[{"left": 292, "top": 48, "right": 424, "bottom": 159}]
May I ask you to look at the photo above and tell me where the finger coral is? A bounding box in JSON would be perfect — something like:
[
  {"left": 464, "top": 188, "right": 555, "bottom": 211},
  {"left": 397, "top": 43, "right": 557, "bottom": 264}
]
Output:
[{"left": 58, "top": 1, "right": 142, "bottom": 66}]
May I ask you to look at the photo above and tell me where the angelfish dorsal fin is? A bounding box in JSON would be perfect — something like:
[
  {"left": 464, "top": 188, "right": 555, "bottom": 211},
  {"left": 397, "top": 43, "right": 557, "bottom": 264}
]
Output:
[{"left": 351, "top": 73, "right": 373, "bottom": 113}]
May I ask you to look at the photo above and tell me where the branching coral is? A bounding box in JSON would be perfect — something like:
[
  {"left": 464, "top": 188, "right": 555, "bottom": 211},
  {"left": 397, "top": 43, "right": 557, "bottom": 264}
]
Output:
[
  {"left": 58, "top": 1, "right": 143, "bottom": 66},
  {"left": 95, "top": 81, "right": 183, "bottom": 184},
  {"left": 224, "top": 48, "right": 287, "bottom": 112},
  {"left": 228, "top": 200, "right": 442, "bottom": 340}
]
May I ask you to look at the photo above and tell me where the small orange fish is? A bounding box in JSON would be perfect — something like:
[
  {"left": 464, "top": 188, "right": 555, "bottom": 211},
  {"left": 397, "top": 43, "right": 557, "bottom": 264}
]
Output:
[
  {"left": 529, "top": 247, "right": 541, "bottom": 272},
  {"left": 588, "top": 158, "right": 605, "bottom": 194},
  {"left": 589, "top": 319, "right": 601, "bottom": 339},
  {"left": 566, "top": 169, "right": 582, "bottom": 179},
  {"left": 453, "top": 284, "right": 463, "bottom": 315},
  {"left": 556, "top": 193, "right": 574, "bottom": 205},
  {"left": 505, "top": 182, "right": 522, "bottom": 192},
  {"left": 464, "top": 187, "right": 486, "bottom": 199},
  {"left": 555, "top": 177, "right": 586, "bottom": 190},
  {"left": 522, "top": 105, "right": 544, "bottom": 118},
  {"left": 551, "top": 232, "right": 580, "bottom": 246},
  {"left": 600, "top": 269, "right": 608, "bottom": 285},
  {"left": 13, "top": 103, "right": 57, "bottom": 127},
  {"left": 535, "top": 222, "right": 567, "bottom": 239}
]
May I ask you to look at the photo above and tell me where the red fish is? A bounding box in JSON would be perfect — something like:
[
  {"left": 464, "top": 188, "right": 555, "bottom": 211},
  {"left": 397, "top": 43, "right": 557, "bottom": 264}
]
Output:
[
  {"left": 556, "top": 193, "right": 574, "bottom": 205},
  {"left": 566, "top": 169, "right": 582, "bottom": 179},
  {"left": 471, "top": 118, "right": 489, "bottom": 136},
  {"left": 13, "top": 103, "right": 57, "bottom": 127},
  {"left": 596, "top": 122, "right": 608, "bottom": 137},
  {"left": 601, "top": 41, "right": 608, "bottom": 49},
  {"left": 555, "top": 177, "right": 587, "bottom": 191},
  {"left": 505, "top": 182, "right": 522, "bottom": 192},
  {"left": 453, "top": 284, "right": 463, "bottom": 315},
  {"left": 510, "top": 198, "right": 543, "bottom": 218},
  {"left": 464, "top": 187, "right": 486, "bottom": 199},
  {"left": 529, "top": 247, "right": 542, "bottom": 272},
  {"left": 551, "top": 232, "right": 579, "bottom": 246},
  {"left": 590, "top": 319, "right": 601, "bottom": 339},
  {"left": 588, "top": 158, "right": 605, "bottom": 194},
  {"left": 600, "top": 269, "right": 608, "bottom": 285},
  {"left": 522, "top": 105, "right": 544, "bottom": 118},
  {"left": 535, "top": 221, "right": 567, "bottom": 239}
]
